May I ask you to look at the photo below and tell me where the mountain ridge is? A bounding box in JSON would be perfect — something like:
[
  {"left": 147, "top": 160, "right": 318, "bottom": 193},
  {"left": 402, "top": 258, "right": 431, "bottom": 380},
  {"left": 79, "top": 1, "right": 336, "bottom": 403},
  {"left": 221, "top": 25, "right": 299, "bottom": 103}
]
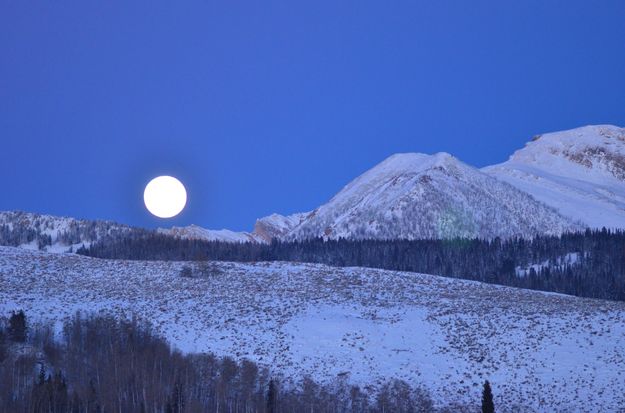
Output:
[
  {"left": 285, "top": 151, "right": 581, "bottom": 240},
  {"left": 2, "top": 124, "right": 624, "bottom": 249},
  {"left": 483, "top": 124, "right": 625, "bottom": 228}
]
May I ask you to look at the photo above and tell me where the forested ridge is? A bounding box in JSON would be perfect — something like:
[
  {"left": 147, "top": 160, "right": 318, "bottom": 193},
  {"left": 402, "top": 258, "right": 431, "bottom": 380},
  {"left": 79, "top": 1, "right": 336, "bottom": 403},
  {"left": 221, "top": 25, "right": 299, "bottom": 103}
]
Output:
[
  {"left": 0, "top": 211, "right": 132, "bottom": 251},
  {"left": 79, "top": 228, "right": 625, "bottom": 302}
]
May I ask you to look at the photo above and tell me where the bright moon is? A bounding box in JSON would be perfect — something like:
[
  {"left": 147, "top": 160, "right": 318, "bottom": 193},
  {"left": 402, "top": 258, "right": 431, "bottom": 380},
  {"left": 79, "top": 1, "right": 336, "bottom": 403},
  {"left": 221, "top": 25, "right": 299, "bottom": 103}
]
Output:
[{"left": 143, "top": 176, "right": 187, "bottom": 218}]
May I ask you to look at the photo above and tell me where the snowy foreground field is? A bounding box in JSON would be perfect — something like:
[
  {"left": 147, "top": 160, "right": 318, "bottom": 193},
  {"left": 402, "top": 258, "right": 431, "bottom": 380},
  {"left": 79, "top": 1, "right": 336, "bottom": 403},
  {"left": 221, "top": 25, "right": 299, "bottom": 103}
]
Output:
[{"left": 1, "top": 247, "right": 625, "bottom": 412}]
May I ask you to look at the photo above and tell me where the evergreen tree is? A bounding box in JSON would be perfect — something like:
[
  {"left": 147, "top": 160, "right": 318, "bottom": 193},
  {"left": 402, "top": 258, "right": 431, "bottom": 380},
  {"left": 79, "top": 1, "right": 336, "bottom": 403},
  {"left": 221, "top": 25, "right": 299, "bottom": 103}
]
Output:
[
  {"left": 8, "top": 310, "right": 27, "bottom": 342},
  {"left": 482, "top": 380, "right": 495, "bottom": 413}
]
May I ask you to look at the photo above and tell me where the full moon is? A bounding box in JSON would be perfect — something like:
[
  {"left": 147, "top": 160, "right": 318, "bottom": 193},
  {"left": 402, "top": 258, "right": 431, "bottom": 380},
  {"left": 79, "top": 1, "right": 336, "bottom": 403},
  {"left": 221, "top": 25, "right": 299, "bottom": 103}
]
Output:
[{"left": 143, "top": 176, "right": 187, "bottom": 218}]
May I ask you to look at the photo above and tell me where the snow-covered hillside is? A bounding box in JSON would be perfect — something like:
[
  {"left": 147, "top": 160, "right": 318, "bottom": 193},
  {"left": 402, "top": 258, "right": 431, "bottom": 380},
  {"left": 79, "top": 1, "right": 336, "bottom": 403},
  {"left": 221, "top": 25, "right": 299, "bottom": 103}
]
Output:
[
  {"left": 1, "top": 246, "right": 624, "bottom": 412},
  {"left": 158, "top": 212, "right": 311, "bottom": 243},
  {"left": 287, "top": 152, "right": 580, "bottom": 240},
  {"left": 0, "top": 211, "right": 269, "bottom": 249},
  {"left": 160, "top": 212, "right": 311, "bottom": 243},
  {"left": 484, "top": 125, "right": 625, "bottom": 228},
  {"left": 253, "top": 212, "right": 310, "bottom": 241},
  {"left": 158, "top": 224, "right": 264, "bottom": 243},
  {"left": 0, "top": 211, "right": 133, "bottom": 253}
]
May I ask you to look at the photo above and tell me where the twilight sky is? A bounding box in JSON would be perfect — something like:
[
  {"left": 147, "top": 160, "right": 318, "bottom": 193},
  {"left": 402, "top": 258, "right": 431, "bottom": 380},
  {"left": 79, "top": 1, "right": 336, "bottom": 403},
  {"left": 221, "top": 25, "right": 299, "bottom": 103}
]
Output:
[{"left": 1, "top": 1, "right": 625, "bottom": 230}]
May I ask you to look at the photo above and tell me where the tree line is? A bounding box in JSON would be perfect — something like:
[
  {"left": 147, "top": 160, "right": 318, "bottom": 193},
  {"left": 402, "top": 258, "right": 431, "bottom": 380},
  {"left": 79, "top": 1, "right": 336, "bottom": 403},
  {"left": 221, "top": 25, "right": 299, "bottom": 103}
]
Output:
[{"left": 80, "top": 228, "right": 625, "bottom": 302}]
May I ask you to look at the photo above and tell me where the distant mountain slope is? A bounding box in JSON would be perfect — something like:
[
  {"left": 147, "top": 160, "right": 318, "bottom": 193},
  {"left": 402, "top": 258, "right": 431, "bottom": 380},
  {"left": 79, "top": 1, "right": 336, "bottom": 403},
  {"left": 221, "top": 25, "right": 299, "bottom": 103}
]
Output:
[
  {"left": 0, "top": 210, "right": 133, "bottom": 252},
  {"left": 158, "top": 224, "right": 263, "bottom": 243},
  {"left": 0, "top": 211, "right": 268, "bottom": 251},
  {"left": 155, "top": 212, "right": 311, "bottom": 244},
  {"left": 253, "top": 212, "right": 310, "bottom": 241},
  {"left": 6, "top": 124, "right": 625, "bottom": 248},
  {"left": 287, "top": 152, "right": 581, "bottom": 240},
  {"left": 2, "top": 246, "right": 625, "bottom": 411},
  {"left": 483, "top": 125, "right": 625, "bottom": 228}
]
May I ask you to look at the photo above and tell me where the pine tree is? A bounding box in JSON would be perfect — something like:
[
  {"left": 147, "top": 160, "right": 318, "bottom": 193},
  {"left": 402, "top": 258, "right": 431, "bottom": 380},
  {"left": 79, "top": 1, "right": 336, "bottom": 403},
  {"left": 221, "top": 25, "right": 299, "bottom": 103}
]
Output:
[
  {"left": 8, "top": 310, "right": 27, "bottom": 342},
  {"left": 482, "top": 380, "right": 495, "bottom": 413}
]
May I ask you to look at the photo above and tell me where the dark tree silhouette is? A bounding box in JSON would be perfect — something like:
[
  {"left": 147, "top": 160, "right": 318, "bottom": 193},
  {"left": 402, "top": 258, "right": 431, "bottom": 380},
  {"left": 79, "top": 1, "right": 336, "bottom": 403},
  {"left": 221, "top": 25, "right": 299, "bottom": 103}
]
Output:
[
  {"left": 267, "top": 378, "right": 277, "bottom": 413},
  {"left": 8, "top": 310, "right": 27, "bottom": 342},
  {"left": 482, "top": 380, "right": 495, "bottom": 413}
]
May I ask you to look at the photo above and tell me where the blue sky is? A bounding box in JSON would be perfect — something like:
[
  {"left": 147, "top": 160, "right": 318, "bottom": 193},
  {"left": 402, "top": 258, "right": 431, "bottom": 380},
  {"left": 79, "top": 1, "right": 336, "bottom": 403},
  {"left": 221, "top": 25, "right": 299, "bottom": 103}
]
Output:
[{"left": 1, "top": 1, "right": 625, "bottom": 230}]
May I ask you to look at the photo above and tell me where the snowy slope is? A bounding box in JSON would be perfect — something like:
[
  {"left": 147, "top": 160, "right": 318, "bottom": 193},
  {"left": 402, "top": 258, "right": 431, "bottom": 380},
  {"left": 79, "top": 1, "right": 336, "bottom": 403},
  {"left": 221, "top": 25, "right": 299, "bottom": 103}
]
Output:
[
  {"left": 157, "top": 212, "right": 311, "bottom": 243},
  {"left": 158, "top": 224, "right": 264, "bottom": 243},
  {"left": 0, "top": 210, "right": 266, "bottom": 249},
  {"left": 160, "top": 212, "right": 312, "bottom": 243},
  {"left": 484, "top": 125, "right": 625, "bottom": 228},
  {"left": 287, "top": 153, "right": 581, "bottom": 240},
  {"left": 0, "top": 211, "right": 134, "bottom": 253},
  {"left": 253, "top": 212, "right": 310, "bottom": 241},
  {"left": 1, "top": 246, "right": 624, "bottom": 412}
]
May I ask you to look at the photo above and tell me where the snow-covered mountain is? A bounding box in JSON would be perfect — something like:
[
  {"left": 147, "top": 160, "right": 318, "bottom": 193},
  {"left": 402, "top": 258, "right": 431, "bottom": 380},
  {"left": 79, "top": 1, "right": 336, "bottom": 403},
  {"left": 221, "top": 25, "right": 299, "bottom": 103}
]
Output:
[
  {"left": 253, "top": 212, "right": 310, "bottom": 241},
  {"left": 0, "top": 211, "right": 270, "bottom": 250},
  {"left": 158, "top": 224, "right": 264, "bottom": 243},
  {"left": 483, "top": 125, "right": 625, "bottom": 228},
  {"left": 157, "top": 212, "right": 311, "bottom": 244},
  {"left": 5, "top": 124, "right": 625, "bottom": 248},
  {"left": 2, "top": 246, "right": 624, "bottom": 412},
  {"left": 0, "top": 211, "right": 134, "bottom": 253},
  {"left": 286, "top": 152, "right": 581, "bottom": 240}
]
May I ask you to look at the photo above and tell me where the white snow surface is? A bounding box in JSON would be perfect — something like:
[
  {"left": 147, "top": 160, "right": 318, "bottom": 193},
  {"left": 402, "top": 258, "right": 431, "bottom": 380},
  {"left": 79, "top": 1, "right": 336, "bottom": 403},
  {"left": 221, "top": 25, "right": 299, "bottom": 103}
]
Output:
[
  {"left": 158, "top": 212, "right": 311, "bottom": 244},
  {"left": 515, "top": 252, "right": 581, "bottom": 277},
  {"left": 287, "top": 152, "right": 581, "bottom": 240},
  {"left": 158, "top": 225, "right": 264, "bottom": 243},
  {"left": 484, "top": 125, "right": 625, "bottom": 228},
  {"left": 253, "top": 212, "right": 310, "bottom": 241},
  {"left": 1, "top": 246, "right": 625, "bottom": 412},
  {"left": 0, "top": 211, "right": 132, "bottom": 252}
]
